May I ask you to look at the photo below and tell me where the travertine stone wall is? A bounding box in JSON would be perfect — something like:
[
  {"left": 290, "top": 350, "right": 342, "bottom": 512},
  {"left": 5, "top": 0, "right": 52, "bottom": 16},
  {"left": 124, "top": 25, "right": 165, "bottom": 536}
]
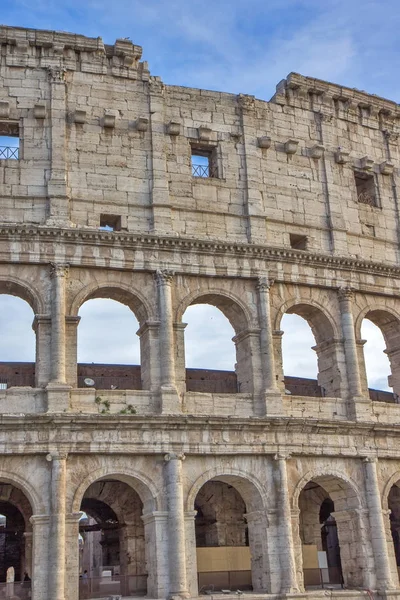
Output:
[{"left": 0, "top": 24, "right": 400, "bottom": 600}]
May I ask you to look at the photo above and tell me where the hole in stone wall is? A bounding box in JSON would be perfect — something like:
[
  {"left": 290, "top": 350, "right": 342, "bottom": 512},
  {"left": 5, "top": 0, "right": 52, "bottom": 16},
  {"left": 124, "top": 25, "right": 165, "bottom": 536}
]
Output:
[
  {"left": 354, "top": 172, "right": 377, "bottom": 207},
  {"left": 289, "top": 233, "right": 308, "bottom": 250},
  {"left": 99, "top": 214, "right": 121, "bottom": 231}
]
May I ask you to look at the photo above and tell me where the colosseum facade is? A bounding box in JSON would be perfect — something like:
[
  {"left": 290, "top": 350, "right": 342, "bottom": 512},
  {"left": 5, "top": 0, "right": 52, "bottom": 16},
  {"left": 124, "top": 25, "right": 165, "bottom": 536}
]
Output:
[{"left": 0, "top": 23, "right": 399, "bottom": 600}]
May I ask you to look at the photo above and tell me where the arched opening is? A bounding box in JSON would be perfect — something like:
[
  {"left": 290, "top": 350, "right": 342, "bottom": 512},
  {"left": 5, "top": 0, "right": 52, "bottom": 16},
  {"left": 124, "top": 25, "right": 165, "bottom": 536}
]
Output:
[
  {"left": 183, "top": 304, "right": 237, "bottom": 393},
  {"left": 360, "top": 312, "right": 399, "bottom": 402},
  {"left": 79, "top": 479, "right": 147, "bottom": 599},
  {"left": 280, "top": 304, "right": 340, "bottom": 397},
  {"left": 191, "top": 474, "right": 268, "bottom": 594},
  {"left": 281, "top": 313, "right": 318, "bottom": 396},
  {"left": 0, "top": 295, "right": 35, "bottom": 388},
  {"left": 0, "top": 482, "right": 33, "bottom": 597},
  {"left": 298, "top": 475, "right": 365, "bottom": 589},
  {"left": 388, "top": 482, "right": 400, "bottom": 584},
  {"left": 77, "top": 298, "right": 141, "bottom": 390}
]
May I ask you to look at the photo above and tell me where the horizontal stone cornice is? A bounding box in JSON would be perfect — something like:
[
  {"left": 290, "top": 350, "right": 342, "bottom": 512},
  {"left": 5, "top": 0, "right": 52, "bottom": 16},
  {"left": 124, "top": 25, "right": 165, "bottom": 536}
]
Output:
[{"left": 1, "top": 225, "right": 400, "bottom": 282}]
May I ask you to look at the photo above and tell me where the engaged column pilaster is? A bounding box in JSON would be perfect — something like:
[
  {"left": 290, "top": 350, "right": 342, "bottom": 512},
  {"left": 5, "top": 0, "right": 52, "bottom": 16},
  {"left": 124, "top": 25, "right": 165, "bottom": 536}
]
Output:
[
  {"left": 164, "top": 453, "right": 189, "bottom": 599},
  {"left": 338, "top": 287, "right": 368, "bottom": 419},
  {"left": 363, "top": 457, "right": 395, "bottom": 591},
  {"left": 47, "top": 452, "right": 67, "bottom": 600},
  {"left": 156, "top": 271, "right": 180, "bottom": 413},
  {"left": 274, "top": 453, "right": 299, "bottom": 593},
  {"left": 257, "top": 278, "right": 282, "bottom": 415}
]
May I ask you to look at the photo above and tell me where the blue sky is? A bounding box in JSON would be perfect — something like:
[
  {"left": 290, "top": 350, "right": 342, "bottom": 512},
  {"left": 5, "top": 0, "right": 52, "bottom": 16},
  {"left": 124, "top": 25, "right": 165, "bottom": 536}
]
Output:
[
  {"left": 0, "top": 1, "right": 394, "bottom": 390},
  {"left": 1, "top": 0, "right": 400, "bottom": 102}
]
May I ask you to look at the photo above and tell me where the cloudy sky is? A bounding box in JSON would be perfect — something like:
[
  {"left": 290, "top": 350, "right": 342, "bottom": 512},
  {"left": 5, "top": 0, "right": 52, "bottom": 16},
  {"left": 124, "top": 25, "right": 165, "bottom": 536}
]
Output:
[{"left": 0, "top": 0, "right": 396, "bottom": 391}]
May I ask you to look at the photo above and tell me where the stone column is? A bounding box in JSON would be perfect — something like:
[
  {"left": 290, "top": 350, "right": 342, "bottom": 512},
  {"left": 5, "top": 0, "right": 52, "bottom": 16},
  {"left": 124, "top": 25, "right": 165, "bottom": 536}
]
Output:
[
  {"left": 338, "top": 287, "right": 368, "bottom": 419},
  {"left": 136, "top": 320, "right": 162, "bottom": 391},
  {"left": 256, "top": 278, "right": 283, "bottom": 415},
  {"left": 274, "top": 454, "right": 299, "bottom": 592},
  {"left": 363, "top": 457, "right": 395, "bottom": 590},
  {"left": 141, "top": 511, "right": 169, "bottom": 599},
  {"left": 30, "top": 515, "right": 51, "bottom": 600},
  {"left": 46, "top": 67, "right": 71, "bottom": 227},
  {"left": 33, "top": 314, "right": 52, "bottom": 387},
  {"left": 156, "top": 271, "right": 180, "bottom": 413},
  {"left": 164, "top": 453, "right": 189, "bottom": 599},
  {"left": 49, "top": 264, "right": 69, "bottom": 386},
  {"left": 23, "top": 531, "right": 33, "bottom": 577},
  {"left": 64, "top": 513, "right": 82, "bottom": 600},
  {"left": 48, "top": 452, "right": 67, "bottom": 600},
  {"left": 149, "top": 78, "right": 173, "bottom": 234},
  {"left": 238, "top": 94, "right": 267, "bottom": 244}
]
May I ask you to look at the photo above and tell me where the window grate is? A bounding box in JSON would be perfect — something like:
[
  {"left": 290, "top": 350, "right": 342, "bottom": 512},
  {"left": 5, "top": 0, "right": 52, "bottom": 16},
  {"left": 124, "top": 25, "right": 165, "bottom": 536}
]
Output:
[{"left": 0, "top": 146, "right": 18, "bottom": 160}]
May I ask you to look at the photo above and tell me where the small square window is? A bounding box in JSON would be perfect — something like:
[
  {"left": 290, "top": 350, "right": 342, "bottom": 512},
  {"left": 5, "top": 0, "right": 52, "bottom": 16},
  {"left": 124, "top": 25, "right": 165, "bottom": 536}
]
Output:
[
  {"left": 355, "top": 172, "right": 377, "bottom": 207},
  {"left": 99, "top": 214, "right": 121, "bottom": 231},
  {"left": 191, "top": 146, "right": 218, "bottom": 178},
  {"left": 0, "top": 122, "right": 19, "bottom": 160},
  {"left": 290, "top": 234, "right": 308, "bottom": 250}
]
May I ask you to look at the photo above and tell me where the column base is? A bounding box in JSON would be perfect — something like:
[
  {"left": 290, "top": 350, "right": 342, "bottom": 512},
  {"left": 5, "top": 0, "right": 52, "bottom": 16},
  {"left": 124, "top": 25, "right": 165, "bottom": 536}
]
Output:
[
  {"left": 168, "top": 592, "right": 190, "bottom": 600},
  {"left": 159, "top": 385, "right": 182, "bottom": 414},
  {"left": 348, "top": 395, "right": 372, "bottom": 421},
  {"left": 46, "top": 383, "right": 71, "bottom": 413},
  {"left": 256, "top": 390, "right": 284, "bottom": 416}
]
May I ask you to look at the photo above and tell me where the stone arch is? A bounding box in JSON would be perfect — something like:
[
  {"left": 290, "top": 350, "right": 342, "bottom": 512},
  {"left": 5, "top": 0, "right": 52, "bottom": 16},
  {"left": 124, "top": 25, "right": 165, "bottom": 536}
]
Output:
[
  {"left": 276, "top": 299, "right": 343, "bottom": 398},
  {"left": 293, "top": 469, "right": 368, "bottom": 589},
  {"left": 382, "top": 471, "right": 400, "bottom": 509},
  {"left": 177, "top": 290, "right": 256, "bottom": 395},
  {"left": 176, "top": 289, "right": 253, "bottom": 335},
  {"left": 0, "top": 276, "right": 44, "bottom": 314},
  {"left": 71, "top": 467, "right": 159, "bottom": 515},
  {"left": 292, "top": 468, "right": 363, "bottom": 511},
  {"left": 0, "top": 471, "right": 45, "bottom": 517},
  {"left": 70, "top": 281, "right": 152, "bottom": 325},
  {"left": 355, "top": 304, "right": 400, "bottom": 397},
  {"left": 187, "top": 467, "right": 270, "bottom": 593},
  {"left": 275, "top": 298, "right": 339, "bottom": 343},
  {"left": 186, "top": 467, "right": 266, "bottom": 513}
]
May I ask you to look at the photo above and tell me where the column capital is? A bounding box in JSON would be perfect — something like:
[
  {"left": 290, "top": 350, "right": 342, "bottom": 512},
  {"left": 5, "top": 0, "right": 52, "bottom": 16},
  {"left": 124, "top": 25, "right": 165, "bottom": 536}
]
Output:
[
  {"left": 338, "top": 286, "right": 354, "bottom": 302},
  {"left": 256, "top": 276, "right": 274, "bottom": 291},
  {"left": 65, "top": 512, "right": 84, "bottom": 524},
  {"left": 238, "top": 93, "right": 256, "bottom": 113},
  {"left": 363, "top": 456, "right": 378, "bottom": 464},
  {"left": 29, "top": 514, "right": 50, "bottom": 526},
  {"left": 274, "top": 452, "right": 291, "bottom": 461},
  {"left": 164, "top": 452, "right": 185, "bottom": 462},
  {"left": 155, "top": 269, "right": 174, "bottom": 285},
  {"left": 50, "top": 263, "right": 69, "bottom": 278},
  {"left": 46, "top": 452, "right": 68, "bottom": 462}
]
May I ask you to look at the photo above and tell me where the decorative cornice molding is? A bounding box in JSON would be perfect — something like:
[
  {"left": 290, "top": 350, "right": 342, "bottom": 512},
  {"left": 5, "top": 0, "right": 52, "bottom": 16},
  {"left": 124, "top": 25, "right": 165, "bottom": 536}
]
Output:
[{"left": 1, "top": 225, "right": 400, "bottom": 280}]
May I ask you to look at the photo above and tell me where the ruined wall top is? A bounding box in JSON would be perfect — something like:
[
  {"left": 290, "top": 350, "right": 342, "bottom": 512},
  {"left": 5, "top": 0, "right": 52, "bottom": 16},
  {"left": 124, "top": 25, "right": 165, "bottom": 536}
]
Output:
[{"left": 0, "top": 25, "right": 147, "bottom": 79}]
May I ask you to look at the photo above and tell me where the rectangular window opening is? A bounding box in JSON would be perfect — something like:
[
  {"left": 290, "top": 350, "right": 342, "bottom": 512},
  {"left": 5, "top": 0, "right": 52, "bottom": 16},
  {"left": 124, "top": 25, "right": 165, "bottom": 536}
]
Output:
[
  {"left": 99, "top": 214, "right": 121, "bottom": 231},
  {"left": 355, "top": 172, "right": 377, "bottom": 207},
  {"left": 191, "top": 147, "right": 218, "bottom": 178},
  {"left": 290, "top": 234, "right": 308, "bottom": 250},
  {"left": 0, "top": 380, "right": 8, "bottom": 390},
  {"left": 0, "top": 122, "right": 19, "bottom": 160}
]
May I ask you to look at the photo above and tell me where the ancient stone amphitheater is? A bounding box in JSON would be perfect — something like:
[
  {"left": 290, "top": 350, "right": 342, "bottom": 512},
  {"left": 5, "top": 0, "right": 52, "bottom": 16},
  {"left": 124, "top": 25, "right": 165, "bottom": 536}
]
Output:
[{"left": 0, "top": 23, "right": 399, "bottom": 600}]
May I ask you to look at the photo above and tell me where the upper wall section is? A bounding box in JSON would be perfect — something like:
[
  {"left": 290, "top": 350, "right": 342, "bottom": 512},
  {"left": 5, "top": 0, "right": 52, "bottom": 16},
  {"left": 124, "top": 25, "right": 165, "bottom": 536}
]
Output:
[{"left": 1, "top": 26, "right": 400, "bottom": 264}]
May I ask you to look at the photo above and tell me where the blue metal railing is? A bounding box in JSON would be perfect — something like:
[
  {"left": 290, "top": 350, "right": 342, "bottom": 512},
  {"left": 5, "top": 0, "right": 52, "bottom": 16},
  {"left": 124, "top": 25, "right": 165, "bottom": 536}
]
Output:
[{"left": 0, "top": 146, "right": 19, "bottom": 159}]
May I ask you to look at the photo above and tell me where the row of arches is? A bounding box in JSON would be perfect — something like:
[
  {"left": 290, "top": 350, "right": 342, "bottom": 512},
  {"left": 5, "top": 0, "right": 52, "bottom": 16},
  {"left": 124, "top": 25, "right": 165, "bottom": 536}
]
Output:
[
  {"left": 2, "top": 464, "right": 400, "bottom": 598},
  {"left": 0, "top": 291, "right": 394, "bottom": 399}
]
